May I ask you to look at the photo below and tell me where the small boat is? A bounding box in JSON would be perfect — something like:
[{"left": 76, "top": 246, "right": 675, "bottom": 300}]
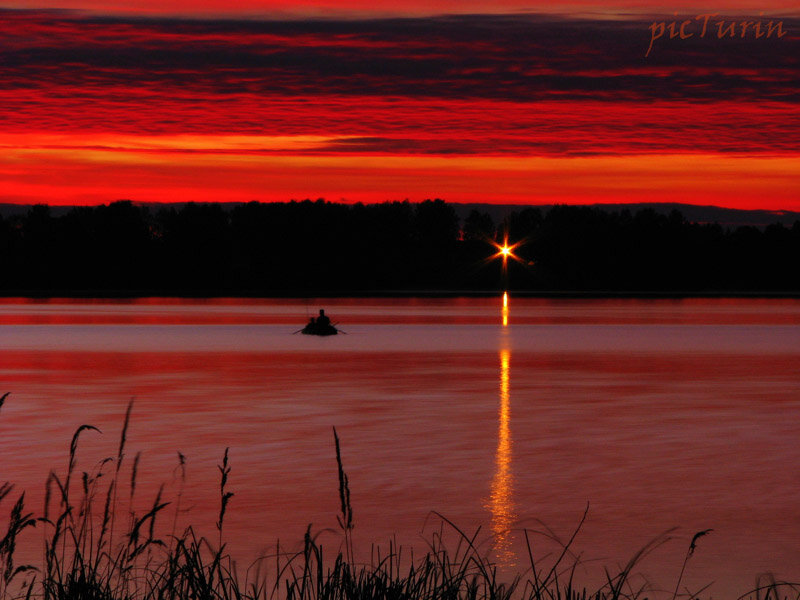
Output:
[
  {"left": 299, "top": 309, "right": 339, "bottom": 336},
  {"left": 300, "top": 322, "right": 339, "bottom": 336}
]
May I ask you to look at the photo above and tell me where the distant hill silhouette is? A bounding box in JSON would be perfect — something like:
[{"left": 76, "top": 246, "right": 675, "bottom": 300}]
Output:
[
  {"left": 0, "top": 199, "right": 798, "bottom": 295},
  {"left": 451, "top": 203, "right": 800, "bottom": 230},
  {"left": 4, "top": 201, "right": 798, "bottom": 229}
]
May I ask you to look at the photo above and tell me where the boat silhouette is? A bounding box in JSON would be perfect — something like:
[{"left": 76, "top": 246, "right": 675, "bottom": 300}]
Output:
[
  {"left": 298, "top": 309, "right": 340, "bottom": 336},
  {"left": 300, "top": 322, "right": 339, "bottom": 336}
]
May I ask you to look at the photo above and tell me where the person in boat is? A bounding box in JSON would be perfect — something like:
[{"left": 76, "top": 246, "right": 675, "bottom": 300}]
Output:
[{"left": 316, "top": 309, "right": 331, "bottom": 328}]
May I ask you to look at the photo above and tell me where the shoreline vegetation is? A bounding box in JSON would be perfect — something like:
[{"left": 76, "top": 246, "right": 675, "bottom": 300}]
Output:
[
  {"left": 1, "top": 200, "right": 799, "bottom": 295},
  {"left": 1, "top": 396, "right": 798, "bottom": 600}
]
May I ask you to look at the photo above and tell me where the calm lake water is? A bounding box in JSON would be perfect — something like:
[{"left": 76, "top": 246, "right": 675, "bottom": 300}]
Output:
[{"left": 1, "top": 297, "right": 799, "bottom": 598}]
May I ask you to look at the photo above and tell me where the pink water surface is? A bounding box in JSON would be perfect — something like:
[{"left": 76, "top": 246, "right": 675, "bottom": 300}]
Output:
[{"left": 0, "top": 297, "right": 798, "bottom": 598}]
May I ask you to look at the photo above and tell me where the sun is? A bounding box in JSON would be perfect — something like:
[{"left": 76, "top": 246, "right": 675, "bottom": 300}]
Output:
[{"left": 491, "top": 239, "right": 521, "bottom": 263}]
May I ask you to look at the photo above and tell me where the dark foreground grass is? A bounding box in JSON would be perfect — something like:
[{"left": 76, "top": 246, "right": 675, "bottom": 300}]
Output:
[{"left": 1, "top": 396, "right": 798, "bottom": 600}]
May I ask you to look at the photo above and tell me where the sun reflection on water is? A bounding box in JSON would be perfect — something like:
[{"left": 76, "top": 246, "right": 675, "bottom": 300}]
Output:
[{"left": 488, "top": 339, "right": 516, "bottom": 567}]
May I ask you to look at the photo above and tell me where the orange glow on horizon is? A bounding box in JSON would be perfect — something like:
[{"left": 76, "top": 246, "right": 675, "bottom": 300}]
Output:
[{"left": 0, "top": 142, "right": 798, "bottom": 210}]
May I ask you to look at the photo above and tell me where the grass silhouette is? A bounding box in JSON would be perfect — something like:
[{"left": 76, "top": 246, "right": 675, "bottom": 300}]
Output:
[{"left": 1, "top": 395, "right": 798, "bottom": 600}]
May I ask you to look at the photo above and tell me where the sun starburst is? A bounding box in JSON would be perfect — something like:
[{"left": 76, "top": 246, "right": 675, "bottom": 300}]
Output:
[{"left": 490, "top": 237, "right": 522, "bottom": 264}]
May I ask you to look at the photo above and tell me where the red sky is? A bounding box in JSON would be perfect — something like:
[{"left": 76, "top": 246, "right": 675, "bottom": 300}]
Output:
[
  {"left": 1, "top": 4, "right": 798, "bottom": 209},
  {"left": 5, "top": 0, "right": 800, "bottom": 16}
]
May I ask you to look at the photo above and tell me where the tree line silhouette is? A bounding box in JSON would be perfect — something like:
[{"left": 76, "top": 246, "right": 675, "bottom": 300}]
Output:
[{"left": 0, "top": 199, "right": 798, "bottom": 294}]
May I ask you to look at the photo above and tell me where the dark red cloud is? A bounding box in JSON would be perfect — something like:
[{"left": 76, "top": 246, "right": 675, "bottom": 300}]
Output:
[
  {"left": 2, "top": 11, "right": 797, "bottom": 100},
  {"left": 1, "top": 11, "right": 798, "bottom": 155},
  {"left": 0, "top": 10, "right": 797, "bottom": 207}
]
